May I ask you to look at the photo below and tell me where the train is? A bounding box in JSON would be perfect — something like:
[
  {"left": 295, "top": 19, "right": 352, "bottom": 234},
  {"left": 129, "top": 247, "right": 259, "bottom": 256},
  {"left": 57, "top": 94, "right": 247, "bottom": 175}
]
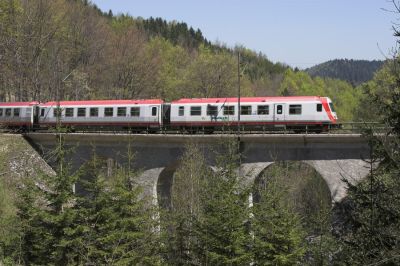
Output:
[{"left": 0, "top": 96, "right": 339, "bottom": 133}]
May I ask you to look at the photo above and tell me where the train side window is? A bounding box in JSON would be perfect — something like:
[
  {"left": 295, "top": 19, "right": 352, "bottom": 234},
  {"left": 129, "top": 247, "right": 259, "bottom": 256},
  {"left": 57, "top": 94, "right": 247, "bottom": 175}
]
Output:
[
  {"left": 117, "top": 107, "right": 127, "bottom": 117},
  {"left": 5, "top": 108, "right": 11, "bottom": 117},
  {"left": 277, "top": 105, "right": 283, "bottom": 115},
  {"left": 0, "top": 109, "right": 3, "bottom": 116},
  {"left": 289, "top": 104, "right": 302, "bottom": 115},
  {"left": 152, "top": 107, "right": 158, "bottom": 116},
  {"left": 207, "top": 105, "right": 218, "bottom": 116},
  {"left": 257, "top": 105, "right": 269, "bottom": 115},
  {"left": 53, "top": 108, "right": 62, "bottom": 117},
  {"left": 317, "top": 104, "right": 322, "bottom": 112},
  {"left": 178, "top": 106, "right": 184, "bottom": 116},
  {"left": 90, "top": 107, "right": 99, "bottom": 117},
  {"left": 223, "top": 106, "right": 235, "bottom": 115},
  {"left": 131, "top": 107, "right": 140, "bottom": 117},
  {"left": 190, "top": 106, "right": 201, "bottom": 116},
  {"left": 104, "top": 107, "right": 114, "bottom": 117},
  {"left": 40, "top": 108, "right": 45, "bottom": 117},
  {"left": 241, "top": 106, "right": 252, "bottom": 115},
  {"left": 13, "top": 108, "right": 20, "bottom": 117},
  {"left": 77, "top": 108, "right": 86, "bottom": 117},
  {"left": 65, "top": 108, "right": 74, "bottom": 117}
]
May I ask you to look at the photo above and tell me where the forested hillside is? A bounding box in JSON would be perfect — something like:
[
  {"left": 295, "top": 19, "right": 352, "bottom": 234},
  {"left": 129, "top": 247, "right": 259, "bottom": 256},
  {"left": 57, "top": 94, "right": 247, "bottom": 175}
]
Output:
[
  {"left": 0, "top": 0, "right": 362, "bottom": 121},
  {"left": 306, "top": 59, "right": 384, "bottom": 86}
]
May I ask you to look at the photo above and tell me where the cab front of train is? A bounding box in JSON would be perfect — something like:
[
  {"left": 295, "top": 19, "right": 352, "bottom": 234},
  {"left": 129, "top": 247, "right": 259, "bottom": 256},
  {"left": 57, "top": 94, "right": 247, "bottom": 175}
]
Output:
[{"left": 326, "top": 97, "right": 340, "bottom": 129}]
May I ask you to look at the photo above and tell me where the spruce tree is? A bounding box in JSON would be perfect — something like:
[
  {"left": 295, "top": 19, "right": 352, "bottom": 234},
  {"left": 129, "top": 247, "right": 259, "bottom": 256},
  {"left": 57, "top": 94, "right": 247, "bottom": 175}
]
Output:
[
  {"left": 252, "top": 167, "right": 306, "bottom": 265},
  {"left": 161, "top": 142, "right": 209, "bottom": 265},
  {"left": 194, "top": 139, "right": 252, "bottom": 265}
]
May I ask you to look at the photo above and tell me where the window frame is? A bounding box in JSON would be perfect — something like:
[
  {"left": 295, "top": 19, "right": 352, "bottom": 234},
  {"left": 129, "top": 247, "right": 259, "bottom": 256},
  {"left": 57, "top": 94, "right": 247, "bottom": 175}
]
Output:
[
  {"left": 130, "top": 107, "right": 140, "bottom": 117},
  {"left": 289, "top": 104, "right": 302, "bottom": 115},
  {"left": 104, "top": 107, "right": 114, "bottom": 117},
  {"left": 151, "top": 107, "right": 158, "bottom": 117},
  {"left": 65, "top": 108, "right": 74, "bottom": 117},
  {"left": 77, "top": 107, "right": 86, "bottom": 117},
  {"left": 190, "top": 106, "right": 202, "bottom": 116},
  {"left": 5, "top": 108, "right": 11, "bottom": 117},
  {"left": 223, "top": 106, "right": 235, "bottom": 116},
  {"left": 178, "top": 106, "right": 184, "bottom": 116},
  {"left": 207, "top": 105, "right": 218, "bottom": 116},
  {"left": 52, "top": 108, "right": 61, "bottom": 118},
  {"left": 257, "top": 105, "right": 269, "bottom": 115},
  {"left": 240, "top": 105, "right": 252, "bottom": 115},
  {"left": 90, "top": 107, "right": 99, "bottom": 117},
  {"left": 117, "top": 107, "right": 127, "bottom": 117},
  {"left": 277, "top": 105, "right": 283, "bottom": 115}
]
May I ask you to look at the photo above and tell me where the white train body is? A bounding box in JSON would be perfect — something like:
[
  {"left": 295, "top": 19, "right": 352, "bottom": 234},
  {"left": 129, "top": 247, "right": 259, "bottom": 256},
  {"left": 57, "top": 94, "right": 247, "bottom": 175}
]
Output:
[
  {"left": 0, "top": 102, "right": 39, "bottom": 128},
  {"left": 0, "top": 96, "right": 338, "bottom": 133},
  {"left": 38, "top": 100, "right": 164, "bottom": 129},
  {"left": 170, "top": 96, "right": 337, "bottom": 131}
]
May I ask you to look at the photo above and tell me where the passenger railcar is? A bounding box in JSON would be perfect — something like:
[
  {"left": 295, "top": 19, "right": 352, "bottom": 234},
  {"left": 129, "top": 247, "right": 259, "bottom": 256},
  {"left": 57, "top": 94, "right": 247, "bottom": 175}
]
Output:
[
  {"left": 169, "top": 96, "right": 337, "bottom": 133},
  {"left": 38, "top": 99, "right": 164, "bottom": 131},
  {"left": 0, "top": 102, "right": 39, "bottom": 130},
  {"left": 0, "top": 96, "right": 339, "bottom": 133}
]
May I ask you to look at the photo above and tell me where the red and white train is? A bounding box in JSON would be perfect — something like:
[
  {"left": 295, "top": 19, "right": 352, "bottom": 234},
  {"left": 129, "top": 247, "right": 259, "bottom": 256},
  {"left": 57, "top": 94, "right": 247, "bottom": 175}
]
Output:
[{"left": 0, "top": 96, "right": 338, "bottom": 133}]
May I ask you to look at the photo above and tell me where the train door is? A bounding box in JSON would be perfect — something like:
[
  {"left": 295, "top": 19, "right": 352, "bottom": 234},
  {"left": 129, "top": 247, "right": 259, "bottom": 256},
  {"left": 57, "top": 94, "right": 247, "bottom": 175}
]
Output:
[
  {"left": 273, "top": 103, "right": 285, "bottom": 122},
  {"left": 33, "top": 106, "right": 40, "bottom": 126},
  {"left": 161, "top": 104, "right": 171, "bottom": 127}
]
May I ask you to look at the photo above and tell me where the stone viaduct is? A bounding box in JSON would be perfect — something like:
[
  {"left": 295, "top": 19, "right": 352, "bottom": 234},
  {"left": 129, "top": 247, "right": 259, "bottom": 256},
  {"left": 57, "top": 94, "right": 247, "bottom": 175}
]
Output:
[{"left": 24, "top": 133, "right": 372, "bottom": 204}]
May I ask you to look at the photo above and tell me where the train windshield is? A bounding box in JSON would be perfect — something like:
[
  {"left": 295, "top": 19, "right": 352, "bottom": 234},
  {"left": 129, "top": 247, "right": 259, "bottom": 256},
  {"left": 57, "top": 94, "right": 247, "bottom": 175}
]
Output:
[{"left": 329, "top": 102, "right": 335, "bottom": 112}]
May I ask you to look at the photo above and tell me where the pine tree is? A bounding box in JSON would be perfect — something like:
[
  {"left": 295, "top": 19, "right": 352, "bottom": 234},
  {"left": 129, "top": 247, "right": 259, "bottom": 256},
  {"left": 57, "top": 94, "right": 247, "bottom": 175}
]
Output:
[
  {"left": 194, "top": 139, "right": 252, "bottom": 265},
  {"left": 63, "top": 146, "right": 161, "bottom": 265},
  {"left": 252, "top": 167, "right": 306, "bottom": 265},
  {"left": 160, "top": 142, "right": 209, "bottom": 265}
]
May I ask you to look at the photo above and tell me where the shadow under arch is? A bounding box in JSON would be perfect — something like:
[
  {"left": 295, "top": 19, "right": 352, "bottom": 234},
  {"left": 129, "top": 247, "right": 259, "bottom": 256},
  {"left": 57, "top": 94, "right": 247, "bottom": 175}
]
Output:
[
  {"left": 157, "top": 161, "right": 181, "bottom": 210},
  {"left": 156, "top": 160, "right": 215, "bottom": 210},
  {"left": 253, "top": 161, "right": 332, "bottom": 231}
]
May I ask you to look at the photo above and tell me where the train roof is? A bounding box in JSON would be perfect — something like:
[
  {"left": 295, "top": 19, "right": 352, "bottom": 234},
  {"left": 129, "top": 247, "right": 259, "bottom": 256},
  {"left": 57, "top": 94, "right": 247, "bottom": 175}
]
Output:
[
  {"left": 171, "top": 96, "right": 326, "bottom": 104},
  {"left": 41, "top": 99, "right": 164, "bottom": 107},
  {"left": 0, "top": 101, "right": 39, "bottom": 107}
]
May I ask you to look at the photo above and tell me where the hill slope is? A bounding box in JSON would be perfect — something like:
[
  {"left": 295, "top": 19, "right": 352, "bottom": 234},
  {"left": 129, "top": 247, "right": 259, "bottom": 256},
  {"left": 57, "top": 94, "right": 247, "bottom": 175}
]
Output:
[{"left": 306, "top": 59, "right": 384, "bottom": 85}]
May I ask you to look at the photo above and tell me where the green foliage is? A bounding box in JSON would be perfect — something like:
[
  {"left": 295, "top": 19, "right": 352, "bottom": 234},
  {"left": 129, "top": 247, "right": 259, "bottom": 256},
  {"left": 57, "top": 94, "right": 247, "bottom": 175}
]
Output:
[
  {"left": 279, "top": 69, "right": 362, "bottom": 121},
  {"left": 63, "top": 154, "right": 160, "bottom": 265},
  {"left": 160, "top": 143, "right": 209, "bottom": 264},
  {"left": 252, "top": 173, "right": 306, "bottom": 265},
  {"left": 193, "top": 140, "right": 252, "bottom": 265}
]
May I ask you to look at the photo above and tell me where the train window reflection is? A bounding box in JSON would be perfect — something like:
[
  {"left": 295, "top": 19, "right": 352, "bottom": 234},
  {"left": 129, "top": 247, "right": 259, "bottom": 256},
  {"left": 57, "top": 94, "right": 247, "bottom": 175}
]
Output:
[
  {"left": 104, "top": 107, "right": 113, "bottom": 117},
  {"left": 289, "top": 105, "right": 302, "bottom": 115},
  {"left": 190, "top": 106, "right": 201, "bottom": 116},
  {"left": 131, "top": 107, "right": 140, "bottom": 117},
  {"left": 65, "top": 108, "right": 74, "bottom": 117},
  {"left": 77, "top": 108, "right": 86, "bottom": 117},
  {"left": 90, "top": 107, "right": 99, "bottom": 117},
  {"left": 258, "top": 105, "right": 269, "bottom": 115},
  {"left": 117, "top": 107, "right": 127, "bottom": 117}
]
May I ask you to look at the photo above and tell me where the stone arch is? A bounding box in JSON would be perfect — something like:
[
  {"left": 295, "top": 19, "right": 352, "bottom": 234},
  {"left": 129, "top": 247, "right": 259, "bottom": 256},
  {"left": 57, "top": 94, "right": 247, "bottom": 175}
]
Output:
[
  {"left": 156, "top": 161, "right": 181, "bottom": 209},
  {"left": 251, "top": 161, "right": 332, "bottom": 205},
  {"left": 155, "top": 161, "right": 215, "bottom": 210},
  {"left": 304, "top": 159, "right": 371, "bottom": 203}
]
